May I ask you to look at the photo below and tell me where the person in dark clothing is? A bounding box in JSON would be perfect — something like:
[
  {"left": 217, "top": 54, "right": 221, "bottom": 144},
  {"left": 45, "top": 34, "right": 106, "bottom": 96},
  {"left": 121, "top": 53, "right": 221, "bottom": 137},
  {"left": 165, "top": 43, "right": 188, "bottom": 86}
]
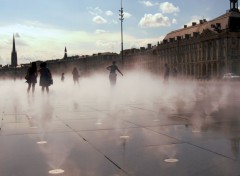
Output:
[
  {"left": 26, "top": 62, "right": 37, "bottom": 93},
  {"left": 164, "top": 63, "right": 170, "bottom": 82},
  {"left": 39, "top": 62, "right": 52, "bottom": 93},
  {"left": 72, "top": 67, "right": 79, "bottom": 84},
  {"left": 61, "top": 73, "right": 65, "bottom": 82},
  {"left": 172, "top": 66, "right": 178, "bottom": 78},
  {"left": 106, "top": 61, "right": 123, "bottom": 86}
]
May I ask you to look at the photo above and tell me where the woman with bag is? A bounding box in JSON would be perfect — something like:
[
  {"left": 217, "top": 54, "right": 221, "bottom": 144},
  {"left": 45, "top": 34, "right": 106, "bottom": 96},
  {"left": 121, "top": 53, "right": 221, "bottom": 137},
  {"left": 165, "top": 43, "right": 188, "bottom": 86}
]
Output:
[
  {"left": 26, "top": 62, "right": 38, "bottom": 93},
  {"left": 39, "top": 62, "right": 53, "bottom": 93}
]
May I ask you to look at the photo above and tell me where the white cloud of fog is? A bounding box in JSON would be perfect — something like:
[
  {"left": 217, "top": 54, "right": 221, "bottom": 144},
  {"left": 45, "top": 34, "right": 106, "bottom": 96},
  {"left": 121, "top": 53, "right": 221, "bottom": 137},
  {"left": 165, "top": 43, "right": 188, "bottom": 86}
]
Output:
[
  {"left": 172, "top": 18, "right": 177, "bottom": 24},
  {"left": 105, "top": 10, "right": 114, "bottom": 16},
  {"left": 112, "top": 20, "right": 118, "bottom": 24},
  {"left": 92, "top": 16, "right": 107, "bottom": 24},
  {"left": 185, "top": 16, "right": 209, "bottom": 26},
  {"left": 0, "top": 71, "right": 236, "bottom": 138},
  {"left": 139, "top": 13, "right": 171, "bottom": 28},
  {"left": 95, "top": 29, "right": 108, "bottom": 34},
  {"left": 124, "top": 12, "right": 132, "bottom": 19},
  {"left": 88, "top": 7, "right": 103, "bottom": 16},
  {"left": 159, "top": 2, "right": 180, "bottom": 14},
  {"left": 140, "top": 1, "right": 155, "bottom": 7}
]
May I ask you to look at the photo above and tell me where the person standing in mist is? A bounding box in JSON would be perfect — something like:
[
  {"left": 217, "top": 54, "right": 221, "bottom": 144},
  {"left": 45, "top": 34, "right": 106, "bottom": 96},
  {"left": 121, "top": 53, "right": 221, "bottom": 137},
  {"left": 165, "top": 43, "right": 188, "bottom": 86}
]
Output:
[
  {"left": 172, "top": 66, "right": 178, "bottom": 78},
  {"left": 39, "top": 62, "right": 53, "bottom": 93},
  {"left": 164, "top": 63, "right": 170, "bottom": 83},
  {"left": 26, "top": 62, "right": 38, "bottom": 93},
  {"left": 61, "top": 73, "right": 65, "bottom": 82},
  {"left": 106, "top": 61, "right": 123, "bottom": 86},
  {"left": 72, "top": 67, "right": 80, "bottom": 84}
]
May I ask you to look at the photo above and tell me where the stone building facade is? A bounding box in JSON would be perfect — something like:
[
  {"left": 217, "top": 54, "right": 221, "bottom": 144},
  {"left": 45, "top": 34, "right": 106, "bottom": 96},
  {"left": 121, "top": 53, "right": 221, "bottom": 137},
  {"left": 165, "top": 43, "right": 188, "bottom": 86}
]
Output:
[{"left": 123, "top": 0, "right": 240, "bottom": 79}]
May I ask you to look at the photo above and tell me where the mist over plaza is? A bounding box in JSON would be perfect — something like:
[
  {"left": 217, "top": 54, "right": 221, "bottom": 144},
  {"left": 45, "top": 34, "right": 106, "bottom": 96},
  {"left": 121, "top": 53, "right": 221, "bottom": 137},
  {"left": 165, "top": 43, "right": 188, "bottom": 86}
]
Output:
[{"left": 1, "top": 1, "right": 240, "bottom": 176}]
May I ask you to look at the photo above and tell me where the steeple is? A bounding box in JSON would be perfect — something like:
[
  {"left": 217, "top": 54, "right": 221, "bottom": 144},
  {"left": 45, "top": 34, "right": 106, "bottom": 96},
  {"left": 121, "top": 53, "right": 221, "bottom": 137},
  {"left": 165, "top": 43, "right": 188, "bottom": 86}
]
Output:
[
  {"left": 11, "top": 34, "right": 18, "bottom": 67},
  {"left": 64, "top": 46, "right": 67, "bottom": 59},
  {"left": 230, "top": 0, "right": 239, "bottom": 12}
]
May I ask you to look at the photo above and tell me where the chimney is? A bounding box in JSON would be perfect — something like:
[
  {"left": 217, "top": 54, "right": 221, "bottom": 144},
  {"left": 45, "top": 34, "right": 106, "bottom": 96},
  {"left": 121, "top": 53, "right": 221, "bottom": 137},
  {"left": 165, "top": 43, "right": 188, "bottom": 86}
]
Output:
[
  {"left": 199, "top": 20, "right": 203, "bottom": 24},
  {"left": 192, "top": 22, "right": 197, "bottom": 26},
  {"left": 140, "top": 47, "right": 145, "bottom": 51},
  {"left": 184, "top": 25, "right": 187, "bottom": 28},
  {"left": 147, "top": 43, "right": 152, "bottom": 49}
]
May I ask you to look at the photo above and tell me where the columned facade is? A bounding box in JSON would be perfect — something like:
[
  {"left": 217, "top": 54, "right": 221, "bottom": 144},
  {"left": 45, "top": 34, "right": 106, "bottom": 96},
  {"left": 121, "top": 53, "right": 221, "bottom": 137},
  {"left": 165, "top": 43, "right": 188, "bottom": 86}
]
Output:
[{"left": 122, "top": 2, "right": 240, "bottom": 79}]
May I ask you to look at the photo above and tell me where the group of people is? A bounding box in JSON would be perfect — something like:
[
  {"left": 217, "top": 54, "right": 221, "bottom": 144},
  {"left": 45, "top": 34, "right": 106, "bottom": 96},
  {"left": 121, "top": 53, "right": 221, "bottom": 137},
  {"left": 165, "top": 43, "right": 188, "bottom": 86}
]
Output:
[
  {"left": 26, "top": 61, "right": 123, "bottom": 93},
  {"left": 26, "top": 61, "right": 177, "bottom": 93},
  {"left": 26, "top": 62, "right": 53, "bottom": 93}
]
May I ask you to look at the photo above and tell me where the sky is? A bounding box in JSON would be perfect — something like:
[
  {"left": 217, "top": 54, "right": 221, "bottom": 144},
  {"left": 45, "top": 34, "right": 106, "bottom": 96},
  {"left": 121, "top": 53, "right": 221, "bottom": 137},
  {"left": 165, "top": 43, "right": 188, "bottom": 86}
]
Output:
[{"left": 0, "top": 0, "right": 230, "bottom": 65}]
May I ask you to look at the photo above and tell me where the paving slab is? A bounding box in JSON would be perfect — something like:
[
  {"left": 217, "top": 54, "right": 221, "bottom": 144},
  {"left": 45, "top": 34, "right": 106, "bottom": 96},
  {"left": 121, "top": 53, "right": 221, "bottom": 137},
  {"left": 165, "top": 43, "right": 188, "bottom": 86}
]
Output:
[{"left": 0, "top": 133, "right": 126, "bottom": 176}]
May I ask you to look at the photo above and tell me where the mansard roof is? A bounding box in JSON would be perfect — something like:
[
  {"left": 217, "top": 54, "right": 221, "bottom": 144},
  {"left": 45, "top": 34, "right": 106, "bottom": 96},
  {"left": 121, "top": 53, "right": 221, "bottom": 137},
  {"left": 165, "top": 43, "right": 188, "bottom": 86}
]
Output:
[{"left": 164, "top": 11, "right": 240, "bottom": 40}]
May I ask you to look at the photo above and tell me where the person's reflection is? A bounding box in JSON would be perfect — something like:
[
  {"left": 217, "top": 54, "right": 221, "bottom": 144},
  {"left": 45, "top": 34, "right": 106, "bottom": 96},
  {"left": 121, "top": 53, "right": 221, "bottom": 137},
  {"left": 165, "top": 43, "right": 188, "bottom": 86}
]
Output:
[
  {"left": 230, "top": 138, "right": 240, "bottom": 158},
  {"left": 40, "top": 100, "right": 54, "bottom": 131}
]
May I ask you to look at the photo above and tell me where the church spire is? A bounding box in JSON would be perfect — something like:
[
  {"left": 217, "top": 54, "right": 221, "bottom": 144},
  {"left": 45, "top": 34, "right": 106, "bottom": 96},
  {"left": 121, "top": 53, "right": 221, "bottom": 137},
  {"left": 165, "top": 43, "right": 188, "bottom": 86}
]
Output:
[
  {"left": 11, "top": 34, "right": 18, "bottom": 67},
  {"left": 64, "top": 46, "right": 68, "bottom": 59}
]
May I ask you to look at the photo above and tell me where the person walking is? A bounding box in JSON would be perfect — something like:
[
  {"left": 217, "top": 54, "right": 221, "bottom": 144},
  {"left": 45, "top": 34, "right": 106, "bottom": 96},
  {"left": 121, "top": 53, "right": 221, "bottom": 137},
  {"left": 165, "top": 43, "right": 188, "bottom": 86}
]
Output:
[
  {"left": 61, "top": 73, "right": 65, "bottom": 82},
  {"left": 72, "top": 67, "right": 80, "bottom": 84},
  {"left": 106, "top": 61, "right": 123, "bottom": 86},
  {"left": 26, "top": 62, "right": 38, "bottom": 93},
  {"left": 164, "top": 63, "right": 170, "bottom": 83},
  {"left": 39, "top": 62, "right": 53, "bottom": 93}
]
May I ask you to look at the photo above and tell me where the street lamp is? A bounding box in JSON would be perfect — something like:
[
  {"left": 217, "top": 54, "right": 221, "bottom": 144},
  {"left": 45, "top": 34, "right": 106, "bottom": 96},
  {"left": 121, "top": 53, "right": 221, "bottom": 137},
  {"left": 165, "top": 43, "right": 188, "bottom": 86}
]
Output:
[{"left": 119, "top": 0, "right": 124, "bottom": 64}]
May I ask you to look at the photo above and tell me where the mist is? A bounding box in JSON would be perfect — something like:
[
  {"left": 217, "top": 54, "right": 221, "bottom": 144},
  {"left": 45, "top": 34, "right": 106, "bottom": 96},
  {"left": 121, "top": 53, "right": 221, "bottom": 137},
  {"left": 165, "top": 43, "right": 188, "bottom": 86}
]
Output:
[{"left": 0, "top": 70, "right": 238, "bottom": 133}]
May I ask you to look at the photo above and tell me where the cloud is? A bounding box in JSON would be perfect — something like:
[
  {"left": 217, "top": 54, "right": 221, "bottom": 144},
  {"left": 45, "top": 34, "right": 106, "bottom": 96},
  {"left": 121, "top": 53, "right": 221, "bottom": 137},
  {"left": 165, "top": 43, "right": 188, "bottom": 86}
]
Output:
[
  {"left": 124, "top": 12, "right": 132, "bottom": 19},
  {"left": 105, "top": 10, "right": 114, "bottom": 16},
  {"left": 159, "top": 2, "right": 180, "bottom": 14},
  {"left": 128, "top": 35, "right": 165, "bottom": 49},
  {"left": 88, "top": 7, "right": 103, "bottom": 16},
  {"left": 95, "top": 29, "right": 108, "bottom": 34},
  {"left": 172, "top": 18, "right": 177, "bottom": 24},
  {"left": 139, "top": 13, "right": 171, "bottom": 28},
  {"left": 92, "top": 16, "right": 107, "bottom": 24},
  {"left": 185, "top": 16, "right": 209, "bottom": 26},
  {"left": 140, "top": 1, "right": 155, "bottom": 7},
  {"left": 112, "top": 20, "right": 118, "bottom": 24},
  {"left": 96, "top": 40, "right": 117, "bottom": 49}
]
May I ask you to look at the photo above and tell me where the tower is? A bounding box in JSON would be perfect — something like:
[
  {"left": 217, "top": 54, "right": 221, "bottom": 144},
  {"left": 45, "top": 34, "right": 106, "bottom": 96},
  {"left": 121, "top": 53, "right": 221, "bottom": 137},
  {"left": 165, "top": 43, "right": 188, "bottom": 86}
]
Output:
[
  {"left": 11, "top": 34, "right": 18, "bottom": 67},
  {"left": 230, "top": 0, "right": 239, "bottom": 12},
  {"left": 64, "top": 46, "right": 67, "bottom": 59}
]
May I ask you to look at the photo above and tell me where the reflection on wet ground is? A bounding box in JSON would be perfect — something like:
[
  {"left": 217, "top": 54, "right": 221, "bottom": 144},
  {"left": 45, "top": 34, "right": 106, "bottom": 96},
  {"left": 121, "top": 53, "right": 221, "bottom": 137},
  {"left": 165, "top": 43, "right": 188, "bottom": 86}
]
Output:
[{"left": 0, "top": 75, "right": 240, "bottom": 176}]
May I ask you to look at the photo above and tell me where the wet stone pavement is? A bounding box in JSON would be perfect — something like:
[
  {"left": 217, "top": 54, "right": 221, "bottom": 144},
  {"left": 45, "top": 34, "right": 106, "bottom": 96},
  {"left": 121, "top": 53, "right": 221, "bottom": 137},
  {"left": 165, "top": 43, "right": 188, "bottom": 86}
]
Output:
[{"left": 0, "top": 77, "right": 240, "bottom": 176}]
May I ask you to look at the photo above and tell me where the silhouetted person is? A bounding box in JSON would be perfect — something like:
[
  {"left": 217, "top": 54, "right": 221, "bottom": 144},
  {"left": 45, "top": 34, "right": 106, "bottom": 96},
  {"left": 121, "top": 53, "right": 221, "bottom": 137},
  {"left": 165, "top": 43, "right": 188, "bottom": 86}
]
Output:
[
  {"left": 39, "top": 62, "right": 52, "bottom": 93},
  {"left": 106, "top": 61, "right": 123, "bottom": 86},
  {"left": 26, "top": 62, "right": 38, "bottom": 93},
  {"left": 61, "top": 73, "right": 65, "bottom": 82},
  {"left": 164, "top": 63, "right": 170, "bottom": 82},
  {"left": 172, "top": 66, "right": 178, "bottom": 78},
  {"left": 72, "top": 67, "right": 79, "bottom": 84}
]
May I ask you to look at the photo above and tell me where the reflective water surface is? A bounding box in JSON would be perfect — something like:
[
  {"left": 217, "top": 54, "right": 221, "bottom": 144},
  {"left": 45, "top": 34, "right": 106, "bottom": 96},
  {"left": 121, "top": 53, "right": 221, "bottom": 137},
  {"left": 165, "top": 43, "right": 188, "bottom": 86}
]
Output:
[{"left": 0, "top": 73, "right": 240, "bottom": 176}]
